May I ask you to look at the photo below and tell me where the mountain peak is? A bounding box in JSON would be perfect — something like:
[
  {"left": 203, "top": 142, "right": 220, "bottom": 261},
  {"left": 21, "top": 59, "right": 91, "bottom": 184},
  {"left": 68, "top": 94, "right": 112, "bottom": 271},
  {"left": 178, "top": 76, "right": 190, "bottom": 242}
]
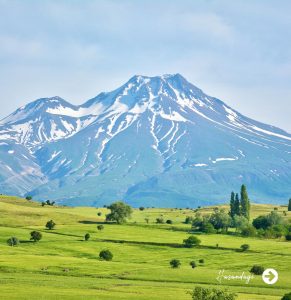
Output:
[
  {"left": 0, "top": 74, "right": 290, "bottom": 206},
  {"left": 128, "top": 73, "right": 187, "bottom": 83}
]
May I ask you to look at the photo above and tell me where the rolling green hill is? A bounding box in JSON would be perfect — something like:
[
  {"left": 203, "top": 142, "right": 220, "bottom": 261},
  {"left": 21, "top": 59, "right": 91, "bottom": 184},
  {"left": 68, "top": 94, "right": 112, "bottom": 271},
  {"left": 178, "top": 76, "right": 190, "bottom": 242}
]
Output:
[{"left": 0, "top": 195, "right": 290, "bottom": 300}]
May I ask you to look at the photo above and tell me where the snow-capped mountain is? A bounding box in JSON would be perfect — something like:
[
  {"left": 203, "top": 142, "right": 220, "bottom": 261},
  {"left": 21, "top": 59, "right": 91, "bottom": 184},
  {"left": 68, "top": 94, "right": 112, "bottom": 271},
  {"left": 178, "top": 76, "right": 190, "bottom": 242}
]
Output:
[{"left": 0, "top": 74, "right": 290, "bottom": 206}]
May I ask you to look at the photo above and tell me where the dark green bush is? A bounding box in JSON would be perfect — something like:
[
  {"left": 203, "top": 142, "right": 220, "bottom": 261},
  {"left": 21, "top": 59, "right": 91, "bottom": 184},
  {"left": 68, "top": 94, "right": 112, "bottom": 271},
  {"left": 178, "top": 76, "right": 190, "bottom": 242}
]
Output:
[
  {"left": 97, "top": 225, "right": 104, "bottom": 231},
  {"left": 183, "top": 236, "right": 201, "bottom": 248},
  {"left": 30, "top": 231, "right": 42, "bottom": 242},
  {"left": 250, "top": 265, "right": 265, "bottom": 275},
  {"left": 45, "top": 220, "right": 56, "bottom": 230},
  {"left": 7, "top": 237, "right": 19, "bottom": 247},
  {"left": 99, "top": 250, "right": 113, "bottom": 261},
  {"left": 240, "top": 244, "right": 250, "bottom": 252},
  {"left": 170, "top": 259, "right": 181, "bottom": 268}
]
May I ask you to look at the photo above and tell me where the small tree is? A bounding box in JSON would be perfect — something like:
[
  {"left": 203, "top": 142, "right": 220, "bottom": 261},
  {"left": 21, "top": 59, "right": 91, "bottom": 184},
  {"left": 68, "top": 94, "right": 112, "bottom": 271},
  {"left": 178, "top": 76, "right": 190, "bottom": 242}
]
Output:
[
  {"left": 97, "top": 225, "right": 104, "bottom": 231},
  {"left": 156, "top": 217, "right": 164, "bottom": 224},
  {"left": 99, "top": 250, "right": 113, "bottom": 261},
  {"left": 145, "top": 218, "right": 149, "bottom": 224},
  {"left": 288, "top": 199, "right": 291, "bottom": 211},
  {"left": 183, "top": 235, "right": 201, "bottom": 248},
  {"left": 282, "top": 292, "right": 291, "bottom": 300},
  {"left": 46, "top": 220, "right": 56, "bottom": 230},
  {"left": 26, "top": 196, "right": 32, "bottom": 201},
  {"left": 30, "top": 231, "right": 42, "bottom": 242},
  {"left": 166, "top": 219, "right": 173, "bottom": 224},
  {"left": 209, "top": 209, "right": 231, "bottom": 231},
  {"left": 199, "top": 259, "right": 204, "bottom": 264},
  {"left": 139, "top": 206, "right": 145, "bottom": 211},
  {"left": 189, "top": 261, "right": 197, "bottom": 269},
  {"left": 7, "top": 237, "right": 19, "bottom": 247},
  {"left": 170, "top": 259, "right": 181, "bottom": 268},
  {"left": 234, "top": 193, "right": 240, "bottom": 216},
  {"left": 250, "top": 265, "right": 265, "bottom": 275},
  {"left": 106, "top": 201, "right": 132, "bottom": 224},
  {"left": 84, "top": 233, "right": 90, "bottom": 241},
  {"left": 190, "top": 286, "right": 237, "bottom": 300},
  {"left": 97, "top": 212, "right": 102, "bottom": 216},
  {"left": 229, "top": 191, "right": 236, "bottom": 218},
  {"left": 240, "top": 184, "right": 250, "bottom": 220},
  {"left": 240, "top": 244, "right": 250, "bottom": 252}
]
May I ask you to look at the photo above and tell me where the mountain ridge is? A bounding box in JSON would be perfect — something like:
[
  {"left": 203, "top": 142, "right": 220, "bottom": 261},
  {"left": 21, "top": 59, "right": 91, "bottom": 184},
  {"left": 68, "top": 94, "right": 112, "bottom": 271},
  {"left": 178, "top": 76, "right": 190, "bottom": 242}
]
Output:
[{"left": 0, "top": 74, "right": 290, "bottom": 206}]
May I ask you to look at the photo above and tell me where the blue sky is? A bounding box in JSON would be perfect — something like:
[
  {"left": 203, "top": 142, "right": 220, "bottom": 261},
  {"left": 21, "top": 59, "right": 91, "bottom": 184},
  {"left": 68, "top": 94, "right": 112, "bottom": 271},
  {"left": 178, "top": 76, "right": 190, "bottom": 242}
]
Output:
[{"left": 0, "top": 0, "right": 290, "bottom": 132}]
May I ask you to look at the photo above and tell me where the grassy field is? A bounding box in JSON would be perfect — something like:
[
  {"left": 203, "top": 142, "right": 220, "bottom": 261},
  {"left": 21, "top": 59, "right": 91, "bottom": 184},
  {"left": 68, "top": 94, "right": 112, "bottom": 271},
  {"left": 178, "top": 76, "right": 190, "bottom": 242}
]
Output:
[{"left": 0, "top": 195, "right": 290, "bottom": 299}]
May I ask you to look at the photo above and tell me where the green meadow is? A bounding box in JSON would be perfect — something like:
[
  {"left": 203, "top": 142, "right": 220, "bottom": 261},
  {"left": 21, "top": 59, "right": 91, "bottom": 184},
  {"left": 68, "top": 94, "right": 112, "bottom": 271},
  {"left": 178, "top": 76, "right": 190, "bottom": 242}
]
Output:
[{"left": 0, "top": 195, "right": 290, "bottom": 300}]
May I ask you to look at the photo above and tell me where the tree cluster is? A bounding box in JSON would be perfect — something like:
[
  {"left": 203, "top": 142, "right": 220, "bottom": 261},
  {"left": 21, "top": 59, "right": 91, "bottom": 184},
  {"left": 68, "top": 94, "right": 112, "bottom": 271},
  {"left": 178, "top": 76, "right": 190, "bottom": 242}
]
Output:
[
  {"left": 252, "top": 211, "right": 290, "bottom": 239},
  {"left": 192, "top": 208, "right": 230, "bottom": 233},
  {"left": 190, "top": 286, "right": 236, "bottom": 300},
  {"left": 229, "top": 185, "right": 250, "bottom": 220}
]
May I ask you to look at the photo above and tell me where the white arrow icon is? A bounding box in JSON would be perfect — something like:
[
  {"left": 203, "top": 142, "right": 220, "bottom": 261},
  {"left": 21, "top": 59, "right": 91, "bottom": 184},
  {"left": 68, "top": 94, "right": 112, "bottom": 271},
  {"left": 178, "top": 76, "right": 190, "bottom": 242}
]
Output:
[{"left": 262, "top": 268, "right": 278, "bottom": 285}]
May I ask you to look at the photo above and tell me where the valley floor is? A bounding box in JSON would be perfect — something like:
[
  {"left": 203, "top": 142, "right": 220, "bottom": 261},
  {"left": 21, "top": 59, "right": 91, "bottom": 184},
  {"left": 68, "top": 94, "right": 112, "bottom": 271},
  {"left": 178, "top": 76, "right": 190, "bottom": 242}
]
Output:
[{"left": 0, "top": 196, "right": 290, "bottom": 300}]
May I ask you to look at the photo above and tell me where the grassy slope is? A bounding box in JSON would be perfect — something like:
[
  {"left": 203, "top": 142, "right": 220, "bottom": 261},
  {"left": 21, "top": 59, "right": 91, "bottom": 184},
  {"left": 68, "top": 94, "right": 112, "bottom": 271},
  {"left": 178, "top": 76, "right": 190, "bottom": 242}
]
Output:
[{"left": 0, "top": 195, "right": 290, "bottom": 300}]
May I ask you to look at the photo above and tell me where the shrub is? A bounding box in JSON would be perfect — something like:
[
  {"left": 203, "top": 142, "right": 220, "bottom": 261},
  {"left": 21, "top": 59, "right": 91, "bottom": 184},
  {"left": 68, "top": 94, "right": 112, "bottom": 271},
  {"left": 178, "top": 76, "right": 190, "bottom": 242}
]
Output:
[
  {"left": 166, "top": 219, "right": 173, "bottom": 224},
  {"left": 84, "top": 233, "right": 90, "bottom": 241},
  {"left": 46, "top": 200, "right": 55, "bottom": 206},
  {"left": 282, "top": 292, "right": 291, "bottom": 300},
  {"left": 189, "top": 261, "right": 197, "bottom": 269},
  {"left": 265, "top": 224, "right": 288, "bottom": 238},
  {"left": 139, "top": 207, "right": 145, "bottom": 211},
  {"left": 106, "top": 201, "right": 132, "bottom": 224},
  {"left": 241, "top": 225, "right": 256, "bottom": 237},
  {"left": 183, "top": 235, "right": 201, "bottom": 248},
  {"left": 97, "top": 225, "right": 104, "bottom": 231},
  {"left": 156, "top": 217, "right": 164, "bottom": 224},
  {"left": 286, "top": 233, "right": 291, "bottom": 241},
  {"left": 253, "top": 212, "right": 284, "bottom": 230},
  {"left": 26, "top": 196, "right": 32, "bottom": 201},
  {"left": 30, "top": 231, "right": 42, "bottom": 242},
  {"left": 99, "top": 250, "right": 113, "bottom": 261},
  {"left": 199, "top": 259, "right": 204, "bottom": 264},
  {"left": 170, "top": 259, "right": 181, "bottom": 268},
  {"left": 45, "top": 220, "right": 56, "bottom": 230},
  {"left": 250, "top": 265, "right": 265, "bottom": 275},
  {"left": 145, "top": 218, "right": 149, "bottom": 224},
  {"left": 200, "top": 221, "right": 216, "bottom": 234},
  {"left": 184, "top": 216, "right": 193, "bottom": 224},
  {"left": 97, "top": 212, "right": 102, "bottom": 216},
  {"left": 252, "top": 215, "right": 270, "bottom": 230},
  {"left": 7, "top": 237, "right": 19, "bottom": 247},
  {"left": 41, "top": 202, "right": 45, "bottom": 207},
  {"left": 240, "top": 244, "right": 250, "bottom": 252},
  {"left": 190, "top": 286, "right": 237, "bottom": 300}
]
